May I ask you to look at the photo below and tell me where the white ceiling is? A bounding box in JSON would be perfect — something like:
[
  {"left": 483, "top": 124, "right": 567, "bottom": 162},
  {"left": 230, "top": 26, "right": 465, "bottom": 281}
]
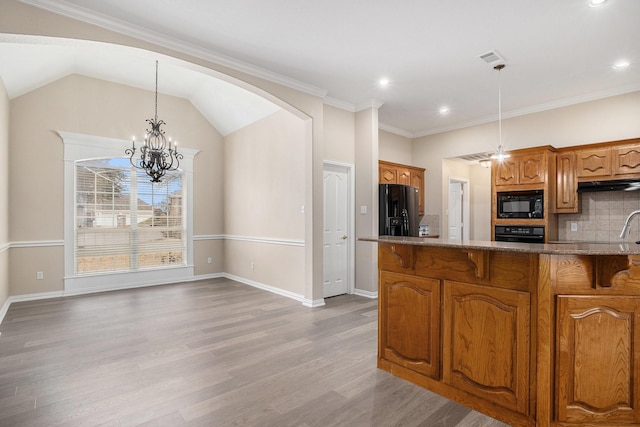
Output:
[{"left": 4, "top": 0, "right": 640, "bottom": 138}]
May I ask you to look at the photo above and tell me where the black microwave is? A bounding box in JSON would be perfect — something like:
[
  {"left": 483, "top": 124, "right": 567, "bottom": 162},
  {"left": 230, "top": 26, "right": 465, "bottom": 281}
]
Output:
[{"left": 497, "top": 191, "right": 544, "bottom": 219}]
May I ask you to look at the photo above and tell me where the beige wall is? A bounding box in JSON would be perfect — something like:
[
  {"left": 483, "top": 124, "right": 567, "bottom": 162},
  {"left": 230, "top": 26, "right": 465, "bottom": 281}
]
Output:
[
  {"left": 0, "top": 77, "right": 8, "bottom": 309},
  {"left": 223, "top": 109, "right": 306, "bottom": 295},
  {"left": 323, "top": 104, "right": 355, "bottom": 164},
  {"left": 1, "top": 0, "right": 326, "bottom": 305},
  {"left": 413, "top": 91, "right": 640, "bottom": 225},
  {"left": 8, "top": 74, "right": 223, "bottom": 296},
  {"left": 354, "top": 108, "right": 379, "bottom": 294},
  {"left": 379, "top": 130, "right": 412, "bottom": 165},
  {"left": 469, "top": 164, "right": 492, "bottom": 241}
]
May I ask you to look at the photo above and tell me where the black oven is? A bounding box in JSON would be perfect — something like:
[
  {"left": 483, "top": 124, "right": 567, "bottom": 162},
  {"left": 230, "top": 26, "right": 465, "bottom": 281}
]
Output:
[
  {"left": 495, "top": 225, "right": 545, "bottom": 243},
  {"left": 497, "top": 190, "right": 543, "bottom": 219}
]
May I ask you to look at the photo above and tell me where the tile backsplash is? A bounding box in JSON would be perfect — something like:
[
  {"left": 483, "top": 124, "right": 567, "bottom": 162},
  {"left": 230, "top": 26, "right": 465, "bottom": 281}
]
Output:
[
  {"left": 558, "top": 190, "right": 640, "bottom": 242},
  {"left": 420, "top": 214, "right": 440, "bottom": 237}
]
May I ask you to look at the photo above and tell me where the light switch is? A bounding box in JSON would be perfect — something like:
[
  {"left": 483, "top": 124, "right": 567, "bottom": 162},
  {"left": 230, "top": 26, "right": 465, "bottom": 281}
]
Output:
[{"left": 360, "top": 206, "right": 367, "bottom": 214}]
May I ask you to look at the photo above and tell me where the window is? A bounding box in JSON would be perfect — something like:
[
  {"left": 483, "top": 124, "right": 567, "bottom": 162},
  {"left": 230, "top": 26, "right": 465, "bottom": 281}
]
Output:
[
  {"left": 61, "top": 132, "right": 197, "bottom": 292},
  {"left": 75, "top": 158, "right": 185, "bottom": 274}
]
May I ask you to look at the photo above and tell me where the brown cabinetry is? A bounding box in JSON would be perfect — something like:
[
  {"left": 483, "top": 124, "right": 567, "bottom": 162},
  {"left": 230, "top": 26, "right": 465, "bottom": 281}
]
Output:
[
  {"left": 576, "top": 141, "right": 640, "bottom": 180},
  {"left": 379, "top": 160, "right": 425, "bottom": 215},
  {"left": 443, "top": 280, "right": 530, "bottom": 414},
  {"left": 379, "top": 271, "right": 440, "bottom": 379},
  {"left": 555, "top": 151, "right": 578, "bottom": 213},
  {"left": 556, "top": 295, "right": 640, "bottom": 423},
  {"left": 576, "top": 147, "right": 612, "bottom": 178},
  {"left": 494, "top": 151, "right": 547, "bottom": 187},
  {"left": 614, "top": 145, "right": 640, "bottom": 177}
]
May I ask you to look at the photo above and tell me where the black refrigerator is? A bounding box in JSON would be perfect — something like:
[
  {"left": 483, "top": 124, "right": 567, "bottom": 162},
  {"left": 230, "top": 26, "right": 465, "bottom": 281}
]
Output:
[{"left": 379, "top": 184, "right": 420, "bottom": 237}]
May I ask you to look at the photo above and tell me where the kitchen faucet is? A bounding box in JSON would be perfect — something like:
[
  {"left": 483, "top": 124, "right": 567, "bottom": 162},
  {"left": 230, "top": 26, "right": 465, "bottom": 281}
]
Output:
[{"left": 620, "top": 209, "right": 640, "bottom": 239}]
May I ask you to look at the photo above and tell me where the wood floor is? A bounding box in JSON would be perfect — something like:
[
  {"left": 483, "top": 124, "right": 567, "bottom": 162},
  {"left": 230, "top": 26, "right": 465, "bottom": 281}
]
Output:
[{"left": 0, "top": 278, "right": 509, "bottom": 426}]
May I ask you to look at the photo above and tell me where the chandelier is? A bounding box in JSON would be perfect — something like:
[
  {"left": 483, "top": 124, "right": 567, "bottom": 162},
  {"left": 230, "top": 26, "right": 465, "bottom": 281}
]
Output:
[
  {"left": 126, "top": 60, "right": 182, "bottom": 183},
  {"left": 490, "top": 63, "right": 510, "bottom": 161}
]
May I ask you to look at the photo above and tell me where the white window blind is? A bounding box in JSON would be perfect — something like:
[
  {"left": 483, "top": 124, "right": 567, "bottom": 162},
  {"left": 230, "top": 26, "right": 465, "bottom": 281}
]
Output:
[{"left": 75, "top": 158, "right": 185, "bottom": 274}]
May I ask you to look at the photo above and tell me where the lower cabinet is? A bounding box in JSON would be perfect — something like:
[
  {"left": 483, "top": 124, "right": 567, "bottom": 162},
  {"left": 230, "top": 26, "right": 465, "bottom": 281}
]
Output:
[
  {"left": 379, "top": 271, "right": 440, "bottom": 379},
  {"left": 443, "top": 280, "right": 531, "bottom": 415},
  {"left": 556, "top": 296, "right": 640, "bottom": 424}
]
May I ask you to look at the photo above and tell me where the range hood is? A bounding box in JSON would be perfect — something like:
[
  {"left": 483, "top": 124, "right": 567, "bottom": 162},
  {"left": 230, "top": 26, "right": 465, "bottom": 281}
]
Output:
[{"left": 577, "top": 179, "right": 640, "bottom": 193}]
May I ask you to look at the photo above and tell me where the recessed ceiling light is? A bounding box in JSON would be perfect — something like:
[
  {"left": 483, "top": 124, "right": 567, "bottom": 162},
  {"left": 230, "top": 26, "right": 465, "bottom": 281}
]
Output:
[
  {"left": 439, "top": 106, "right": 450, "bottom": 115},
  {"left": 379, "top": 78, "right": 390, "bottom": 87},
  {"left": 588, "top": 0, "right": 607, "bottom": 7},
  {"left": 613, "top": 60, "right": 630, "bottom": 70}
]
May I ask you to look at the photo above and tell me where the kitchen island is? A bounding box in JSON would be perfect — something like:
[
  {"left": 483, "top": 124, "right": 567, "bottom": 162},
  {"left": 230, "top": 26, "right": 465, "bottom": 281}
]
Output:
[{"left": 361, "top": 236, "right": 640, "bottom": 427}]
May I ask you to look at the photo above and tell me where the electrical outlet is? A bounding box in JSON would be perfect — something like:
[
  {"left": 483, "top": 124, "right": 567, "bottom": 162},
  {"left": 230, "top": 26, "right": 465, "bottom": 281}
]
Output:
[
  {"left": 570, "top": 222, "right": 578, "bottom": 232},
  {"left": 360, "top": 206, "right": 367, "bottom": 214},
  {"left": 207, "top": 257, "right": 212, "bottom": 264},
  {"left": 36, "top": 272, "right": 43, "bottom": 280},
  {"left": 300, "top": 205, "right": 305, "bottom": 214}
]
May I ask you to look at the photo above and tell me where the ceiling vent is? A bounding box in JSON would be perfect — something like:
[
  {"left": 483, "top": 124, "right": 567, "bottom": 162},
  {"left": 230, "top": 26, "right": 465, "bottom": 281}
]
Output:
[{"left": 479, "top": 50, "right": 506, "bottom": 67}]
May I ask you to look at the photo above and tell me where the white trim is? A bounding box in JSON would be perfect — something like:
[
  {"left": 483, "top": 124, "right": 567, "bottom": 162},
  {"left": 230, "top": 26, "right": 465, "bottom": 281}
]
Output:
[
  {"left": 378, "top": 123, "right": 414, "bottom": 139},
  {"left": 224, "top": 235, "right": 305, "bottom": 247},
  {"left": 18, "top": 0, "right": 328, "bottom": 99},
  {"left": 354, "top": 288, "right": 378, "bottom": 299},
  {"left": 10, "top": 240, "right": 64, "bottom": 248},
  {"left": 193, "top": 234, "right": 225, "bottom": 241},
  {"left": 323, "top": 161, "right": 356, "bottom": 296},
  {"left": 0, "top": 242, "right": 9, "bottom": 253},
  {"left": 222, "top": 273, "right": 324, "bottom": 307}
]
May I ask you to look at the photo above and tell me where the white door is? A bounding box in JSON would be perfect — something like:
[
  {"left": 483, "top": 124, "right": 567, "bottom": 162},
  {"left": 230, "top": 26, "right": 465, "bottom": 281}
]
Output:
[
  {"left": 448, "top": 181, "right": 463, "bottom": 241},
  {"left": 323, "top": 165, "right": 351, "bottom": 297}
]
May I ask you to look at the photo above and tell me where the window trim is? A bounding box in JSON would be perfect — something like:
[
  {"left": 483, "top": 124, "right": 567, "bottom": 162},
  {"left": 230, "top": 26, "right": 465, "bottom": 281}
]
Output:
[{"left": 60, "top": 131, "right": 199, "bottom": 293}]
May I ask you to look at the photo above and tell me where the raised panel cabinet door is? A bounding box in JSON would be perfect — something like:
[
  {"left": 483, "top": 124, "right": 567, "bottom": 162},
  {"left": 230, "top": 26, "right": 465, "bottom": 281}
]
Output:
[
  {"left": 518, "top": 153, "right": 546, "bottom": 184},
  {"left": 410, "top": 169, "right": 425, "bottom": 215},
  {"left": 613, "top": 146, "right": 640, "bottom": 176},
  {"left": 494, "top": 157, "right": 519, "bottom": 186},
  {"left": 443, "top": 280, "right": 530, "bottom": 415},
  {"left": 397, "top": 168, "right": 412, "bottom": 185},
  {"left": 379, "top": 165, "right": 397, "bottom": 184},
  {"left": 555, "top": 152, "right": 578, "bottom": 213},
  {"left": 556, "top": 296, "right": 640, "bottom": 424},
  {"left": 379, "top": 271, "right": 440, "bottom": 379},
  {"left": 576, "top": 148, "right": 612, "bottom": 178}
]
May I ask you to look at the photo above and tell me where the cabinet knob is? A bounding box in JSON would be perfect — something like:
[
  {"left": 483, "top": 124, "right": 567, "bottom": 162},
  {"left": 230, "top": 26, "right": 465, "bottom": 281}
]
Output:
[{"left": 342, "top": 235, "right": 348, "bottom": 240}]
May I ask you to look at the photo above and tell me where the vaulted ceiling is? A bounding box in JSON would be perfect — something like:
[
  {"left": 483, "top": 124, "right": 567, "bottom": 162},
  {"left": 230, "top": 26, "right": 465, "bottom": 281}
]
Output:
[{"left": 2, "top": 0, "right": 640, "bottom": 137}]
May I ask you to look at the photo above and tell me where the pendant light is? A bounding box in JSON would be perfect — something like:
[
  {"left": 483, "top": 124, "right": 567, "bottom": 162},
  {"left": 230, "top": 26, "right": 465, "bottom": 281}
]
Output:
[
  {"left": 490, "top": 64, "right": 510, "bottom": 161},
  {"left": 126, "top": 60, "right": 182, "bottom": 182}
]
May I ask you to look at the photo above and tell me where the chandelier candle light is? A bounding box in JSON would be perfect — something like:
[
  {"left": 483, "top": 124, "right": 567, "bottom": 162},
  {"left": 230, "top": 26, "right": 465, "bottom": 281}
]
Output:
[
  {"left": 126, "top": 60, "right": 182, "bottom": 183},
  {"left": 490, "top": 63, "right": 510, "bottom": 161}
]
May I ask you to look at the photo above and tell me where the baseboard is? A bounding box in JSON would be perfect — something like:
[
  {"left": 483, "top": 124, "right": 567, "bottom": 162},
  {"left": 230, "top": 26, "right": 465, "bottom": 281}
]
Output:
[
  {"left": 0, "top": 272, "right": 334, "bottom": 326},
  {"left": 354, "top": 288, "right": 378, "bottom": 299},
  {"left": 222, "top": 273, "right": 313, "bottom": 305}
]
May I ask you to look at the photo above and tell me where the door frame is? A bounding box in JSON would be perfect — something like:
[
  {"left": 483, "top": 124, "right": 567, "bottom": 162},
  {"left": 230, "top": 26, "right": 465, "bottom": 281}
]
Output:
[
  {"left": 448, "top": 177, "right": 470, "bottom": 241},
  {"left": 323, "top": 160, "right": 355, "bottom": 295}
]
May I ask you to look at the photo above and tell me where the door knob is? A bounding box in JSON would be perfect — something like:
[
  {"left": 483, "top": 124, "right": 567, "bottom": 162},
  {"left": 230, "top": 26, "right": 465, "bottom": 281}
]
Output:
[{"left": 341, "top": 235, "right": 348, "bottom": 240}]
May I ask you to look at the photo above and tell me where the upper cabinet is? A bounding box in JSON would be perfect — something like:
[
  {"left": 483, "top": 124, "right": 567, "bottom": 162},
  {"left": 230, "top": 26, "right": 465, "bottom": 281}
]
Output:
[
  {"left": 379, "top": 160, "right": 426, "bottom": 215},
  {"left": 575, "top": 140, "right": 640, "bottom": 180},
  {"left": 576, "top": 147, "right": 611, "bottom": 178},
  {"left": 555, "top": 151, "right": 578, "bottom": 213},
  {"left": 493, "top": 147, "right": 552, "bottom": 189},
  {"left": 613, "top": 145, "right": 640, "bottom": 177}
]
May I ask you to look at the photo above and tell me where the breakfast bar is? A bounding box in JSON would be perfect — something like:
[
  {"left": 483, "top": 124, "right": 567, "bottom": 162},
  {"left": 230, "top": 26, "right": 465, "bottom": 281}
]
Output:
[{"left": 362, "top": 236, "right": 640, "bottom": 427}]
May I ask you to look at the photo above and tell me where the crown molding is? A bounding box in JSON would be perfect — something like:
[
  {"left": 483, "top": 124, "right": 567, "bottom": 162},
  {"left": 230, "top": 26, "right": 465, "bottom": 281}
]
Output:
[
  {"left": 323, "top": 96, "right": 356, "bottom": 112},
  {"left": 18, "top": 0, "right": 328, "bottom": 98},
  {"left": 355, "top": 100, "right": 384, "bottom": 111},
  {"left": 378, "top": 123, "right": 414, "bottom": 139},
  {"left": 413, "top": 84, "right": 640, "bottom": 139}
]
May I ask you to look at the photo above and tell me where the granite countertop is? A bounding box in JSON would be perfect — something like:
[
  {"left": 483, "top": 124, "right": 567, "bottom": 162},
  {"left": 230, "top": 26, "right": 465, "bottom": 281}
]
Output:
[{"left": 359, "top": 236, "right": 640, "bottom": 255}]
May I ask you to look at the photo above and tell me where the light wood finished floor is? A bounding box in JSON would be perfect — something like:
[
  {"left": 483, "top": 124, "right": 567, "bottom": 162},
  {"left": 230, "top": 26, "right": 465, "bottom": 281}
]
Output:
[{"left": 0, "top": 278, "right": 509, "bottom": 426}]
